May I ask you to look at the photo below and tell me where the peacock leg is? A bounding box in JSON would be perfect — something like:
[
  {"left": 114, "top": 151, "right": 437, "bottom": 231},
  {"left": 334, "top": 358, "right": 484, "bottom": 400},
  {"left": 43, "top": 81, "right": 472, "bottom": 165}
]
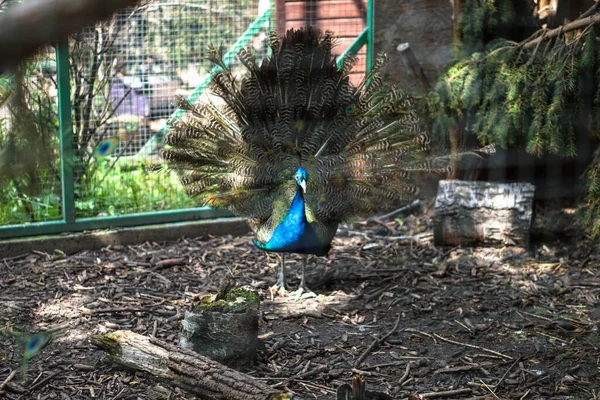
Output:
[
  {"left": 291, "top": 255, "right": 316, "bottom": 299},
  {"left": 299, "top": 254, "right": 309, "bottom": 290},
  {"left": 275, "top": 253, "right": 288, "bottom": 290}
]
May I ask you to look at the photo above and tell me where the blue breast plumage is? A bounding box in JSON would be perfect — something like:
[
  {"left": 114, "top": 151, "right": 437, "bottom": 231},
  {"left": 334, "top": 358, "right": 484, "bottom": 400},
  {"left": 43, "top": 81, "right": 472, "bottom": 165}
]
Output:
[{"left": 253, "top": 167, "right": 331, "bottom": 257}]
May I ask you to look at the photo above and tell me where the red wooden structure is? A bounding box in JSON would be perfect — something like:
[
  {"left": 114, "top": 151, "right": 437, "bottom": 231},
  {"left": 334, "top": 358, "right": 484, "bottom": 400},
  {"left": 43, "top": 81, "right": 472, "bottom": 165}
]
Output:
[{"left": 275, "top": 0, "right": 369, "bottom": 84}]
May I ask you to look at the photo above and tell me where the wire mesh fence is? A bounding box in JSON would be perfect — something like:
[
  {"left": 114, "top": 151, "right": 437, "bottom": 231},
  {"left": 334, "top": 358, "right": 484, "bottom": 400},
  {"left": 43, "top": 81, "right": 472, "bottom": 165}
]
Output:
[
  {"left": 0, "top": 0, "right": 372, "bottom": 237},
  {"left": 279, "top": 0, "right": 369, "bottom": 85}
]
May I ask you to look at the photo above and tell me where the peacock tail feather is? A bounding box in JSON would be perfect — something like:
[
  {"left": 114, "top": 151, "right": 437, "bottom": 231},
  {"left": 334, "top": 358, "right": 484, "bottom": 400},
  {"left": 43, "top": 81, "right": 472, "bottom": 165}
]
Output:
[
  {"left": 162, "top": 27, "right": 449, "bottom": 250},
  {"left": 1, "top": 325, "right": 61, "bottom": 378}
]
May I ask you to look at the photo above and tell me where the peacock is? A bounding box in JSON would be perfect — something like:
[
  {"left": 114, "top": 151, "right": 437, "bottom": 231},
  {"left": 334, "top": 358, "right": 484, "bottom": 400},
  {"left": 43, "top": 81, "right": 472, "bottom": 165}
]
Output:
[{"left": 162, "top": 27, "right": 449, "bottom": 295}]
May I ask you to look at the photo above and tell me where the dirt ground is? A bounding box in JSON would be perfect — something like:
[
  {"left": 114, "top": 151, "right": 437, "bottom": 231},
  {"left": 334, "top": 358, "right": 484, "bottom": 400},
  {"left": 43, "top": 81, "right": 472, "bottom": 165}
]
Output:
[{"left": 1, "top": 208, "right": 599, "bottom": 400}]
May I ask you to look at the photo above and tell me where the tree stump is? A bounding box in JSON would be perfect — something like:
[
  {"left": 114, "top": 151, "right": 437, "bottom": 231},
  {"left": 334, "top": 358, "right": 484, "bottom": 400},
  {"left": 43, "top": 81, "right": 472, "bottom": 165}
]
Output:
[
  {"left": 91, "top": 330, "right": 288, "bottom": 400},
  {"left": 179, "top": 287, "right": 260, "bottom": 369},
  {"left": 433, "top": 180, "right": 535, "bottom": 247}
]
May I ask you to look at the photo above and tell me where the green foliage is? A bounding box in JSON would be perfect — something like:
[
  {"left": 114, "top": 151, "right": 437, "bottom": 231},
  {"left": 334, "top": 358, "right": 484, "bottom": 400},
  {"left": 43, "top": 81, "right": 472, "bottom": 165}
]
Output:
[
  {"left": 454, "top": 0, "right": 538, "bottom": 58},
  {"left": 427, "top": 0, "right": 600, "bottom": 239},
  {"left": 579, "top": 155, "right": 600, "bottom": 240},
  {"left": 0, "top": 161, "right": 196, "bottom": 225},
  {"left": 0, "top": 66, "right": 61, "bottom": 223},
  {"left": 74, "top": 162, "right": 197, "bottom": 218},
  {"left": 1, "top": 2, "right": 253, "bottom": 226},
  {"left": 428, "top": 25, "right": 599, "bottom": 157},
  {"left": 0, "top": 72, "right": 195, "bottom": 224}
]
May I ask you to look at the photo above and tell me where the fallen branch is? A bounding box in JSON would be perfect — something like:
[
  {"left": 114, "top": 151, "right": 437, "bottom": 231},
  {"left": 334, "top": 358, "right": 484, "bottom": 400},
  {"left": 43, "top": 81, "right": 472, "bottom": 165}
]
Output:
[
  {"left": 91, "top": 330, "right": 289, "bottom": 400},
  {"left": 154, "top": 258, "right": 187, "bottom": 269},
  {"left": 398, "top": 362, "right": 412, "bottom": 386},
  {"left": 354, "top": 314, "right": 401, "bottom": 368}
]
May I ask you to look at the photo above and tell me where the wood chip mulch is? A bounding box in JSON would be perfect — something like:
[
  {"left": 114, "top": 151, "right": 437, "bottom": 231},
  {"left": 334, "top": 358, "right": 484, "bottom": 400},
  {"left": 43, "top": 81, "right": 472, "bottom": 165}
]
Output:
[{"left": 1, "top": 211, "right": 599, "bottom": 399}]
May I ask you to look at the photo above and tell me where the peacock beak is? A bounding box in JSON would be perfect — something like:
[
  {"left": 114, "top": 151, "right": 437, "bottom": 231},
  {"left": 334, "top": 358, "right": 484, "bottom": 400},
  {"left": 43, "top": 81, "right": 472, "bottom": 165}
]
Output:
[{"left": 299, "top": 179, "right": 307, "bottom": 193}]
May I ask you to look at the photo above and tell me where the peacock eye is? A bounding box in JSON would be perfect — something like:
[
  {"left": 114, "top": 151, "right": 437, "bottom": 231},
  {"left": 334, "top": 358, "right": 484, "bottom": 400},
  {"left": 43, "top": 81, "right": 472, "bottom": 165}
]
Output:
[
  {"left": 27, "top": 336, "right": 41, "bottom": 351},
  {"left": 345, "top": 104, "right": 356, "bottom": 115},
  {"left": 95, "top": 137, "right": 119, "bottom": 157}
]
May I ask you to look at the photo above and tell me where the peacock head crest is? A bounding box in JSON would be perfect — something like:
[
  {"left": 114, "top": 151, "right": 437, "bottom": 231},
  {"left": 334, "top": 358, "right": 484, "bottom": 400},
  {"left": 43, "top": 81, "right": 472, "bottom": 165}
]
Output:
[{"left": 294, "top": 167, "right": 308, "bottom": 193}]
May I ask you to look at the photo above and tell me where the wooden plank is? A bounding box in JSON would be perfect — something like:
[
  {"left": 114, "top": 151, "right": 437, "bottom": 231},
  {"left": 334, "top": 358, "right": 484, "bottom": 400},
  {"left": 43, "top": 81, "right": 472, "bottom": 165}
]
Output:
[{"left": 286, "top": 0, "right": 366, "bottom": 19}]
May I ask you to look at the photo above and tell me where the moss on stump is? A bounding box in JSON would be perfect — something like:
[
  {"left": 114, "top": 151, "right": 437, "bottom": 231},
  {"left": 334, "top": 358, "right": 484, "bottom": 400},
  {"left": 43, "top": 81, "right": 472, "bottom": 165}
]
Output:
[{"left": 180, "top": 286, "right": 260, "bottom": 370}]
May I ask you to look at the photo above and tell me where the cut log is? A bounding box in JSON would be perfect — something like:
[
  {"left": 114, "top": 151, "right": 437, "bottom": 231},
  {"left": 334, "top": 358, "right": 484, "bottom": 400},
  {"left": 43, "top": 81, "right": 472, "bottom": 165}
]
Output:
[
  {"left": 433, "top": 180, "right": 535, "bottom": 247},
  {"left": 179, "top": 287, "right": 260, "bottom": 369},
  {"left": 91, "top": 330, "right": 289, "bottom": 400}
]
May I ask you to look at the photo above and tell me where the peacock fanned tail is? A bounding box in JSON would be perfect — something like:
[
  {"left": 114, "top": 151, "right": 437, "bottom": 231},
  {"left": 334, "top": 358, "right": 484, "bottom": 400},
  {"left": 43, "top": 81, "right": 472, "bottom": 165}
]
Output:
[{"left": 162, "top": 27, "right": 449, "bottom": 230}]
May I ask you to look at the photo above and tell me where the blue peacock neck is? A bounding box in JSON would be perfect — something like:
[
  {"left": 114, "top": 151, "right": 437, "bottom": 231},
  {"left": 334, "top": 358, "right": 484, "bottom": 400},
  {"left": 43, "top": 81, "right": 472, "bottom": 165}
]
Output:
[
  {"left": 253, "top": 168, "right": 311, "bottom": 252},
  {"left": 286, "top": 181, "right": 308, "bottom": 224}
]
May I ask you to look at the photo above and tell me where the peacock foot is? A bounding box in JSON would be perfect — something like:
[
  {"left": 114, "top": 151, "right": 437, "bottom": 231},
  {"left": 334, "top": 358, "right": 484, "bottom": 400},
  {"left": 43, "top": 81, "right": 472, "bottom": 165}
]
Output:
[
  {"left": 275, "top": 270, "right": 288, "bottom": 288},
  {"left": 289, "top": 285, "right": 317, "bottom": 300},
  {"left": 271, "top": 271, "right": 288, "bottom": 297}
]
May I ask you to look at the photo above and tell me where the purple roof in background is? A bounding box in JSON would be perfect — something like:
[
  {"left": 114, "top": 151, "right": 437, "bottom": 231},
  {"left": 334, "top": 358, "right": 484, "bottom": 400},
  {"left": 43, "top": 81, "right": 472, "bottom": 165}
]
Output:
[{"left": 110, "top": 77, "right": 150, "bottom": 118}]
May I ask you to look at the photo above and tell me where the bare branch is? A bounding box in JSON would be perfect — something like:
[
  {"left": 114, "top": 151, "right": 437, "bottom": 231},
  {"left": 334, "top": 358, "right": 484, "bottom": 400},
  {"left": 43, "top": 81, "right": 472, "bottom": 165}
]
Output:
[{"left": 523, "top": 13, "right": 600, "bottom": 49}]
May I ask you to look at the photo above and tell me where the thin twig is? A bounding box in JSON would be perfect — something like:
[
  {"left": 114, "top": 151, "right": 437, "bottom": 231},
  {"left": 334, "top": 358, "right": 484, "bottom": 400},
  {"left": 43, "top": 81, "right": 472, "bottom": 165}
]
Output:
[
  {"left": 418, "top": 388, "right": 473, "bottom": 399},
  {"left": 355, "top": 313, "right": 401, "bottom": 368},
  {"left": 404, "top": 328, "right": 437, "bottom": 343},
  {"left": 293, "top": 365, "right": 328, "bottom": 380},
  {"left": 374, "top": 232, "right": 433, "bottom": 241},
  {"left": 579, "top": 1, "right": 600, "bottom": 19},
  {"left": 398, "top": 362, "right": 412, "bottom": 386},
  {"left": 495, "top": 357, "right": 520, "bottom": 389},
  {"left": 0, "top": 370, "right": 17, "bottom": 394},
  {"left": 479, "top": 379, "right": 500, "bottom": 399},
  {"left": 374, "top": 199, "right": 421, "bottom": 221},
  {"left": 27, "top": 368, "right": 66, "bottom": 392},
  {"left": 433, "top": 334, "right": 513, "bottom": 360}
]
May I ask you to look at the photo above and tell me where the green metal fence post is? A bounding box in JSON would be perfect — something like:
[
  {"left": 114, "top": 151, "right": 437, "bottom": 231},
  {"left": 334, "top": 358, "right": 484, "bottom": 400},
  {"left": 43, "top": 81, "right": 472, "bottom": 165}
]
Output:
[
  {"left": 56, "top": 40, "right": 76, "bottom": 224},
  {"left": 335, "top": 0, "right": 375, "bottom": 73},
  {"left": 366, "top": 0, "right": 374, "bottom": 73}
]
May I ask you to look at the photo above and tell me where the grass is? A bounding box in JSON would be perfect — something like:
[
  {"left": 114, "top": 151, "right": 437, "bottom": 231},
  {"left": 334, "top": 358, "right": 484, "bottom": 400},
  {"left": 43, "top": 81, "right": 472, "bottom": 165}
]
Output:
[{"left": 0, "top": 160, "right": 198, "bottom": 226}]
